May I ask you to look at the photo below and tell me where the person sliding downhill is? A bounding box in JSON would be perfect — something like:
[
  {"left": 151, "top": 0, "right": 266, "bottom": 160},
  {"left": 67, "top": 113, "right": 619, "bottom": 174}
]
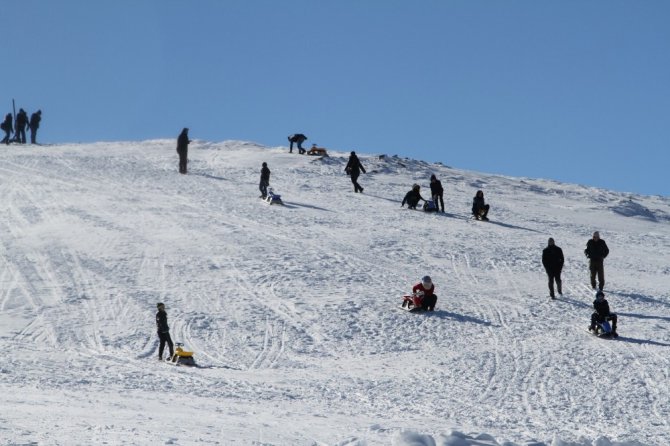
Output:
[{"left": 402, "top": 276, "right": 437, "bottom": 311}]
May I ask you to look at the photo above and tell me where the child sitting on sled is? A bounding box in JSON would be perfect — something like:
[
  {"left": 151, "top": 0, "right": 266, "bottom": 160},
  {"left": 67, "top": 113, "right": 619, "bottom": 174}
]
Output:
[
  {"left": 589, "top": 290, "right": 618, "bottom": 338},
  {"left": 403, "top": 276, "right": 437, "bottom": 311}
]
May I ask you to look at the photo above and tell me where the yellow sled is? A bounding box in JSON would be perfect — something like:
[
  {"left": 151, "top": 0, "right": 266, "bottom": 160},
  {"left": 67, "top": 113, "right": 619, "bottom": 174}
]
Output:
[
  {"left": 307, "top": 144, "right": 328, "bottom": 156},
  {"left": 171, "top": 343, "right": 196, "bottom": 366}
]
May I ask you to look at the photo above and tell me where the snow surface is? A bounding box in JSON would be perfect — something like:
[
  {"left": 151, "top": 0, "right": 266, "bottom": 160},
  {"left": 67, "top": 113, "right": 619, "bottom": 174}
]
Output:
[{"left": 1, "top": 140, "right": 668, "bottom": 446}]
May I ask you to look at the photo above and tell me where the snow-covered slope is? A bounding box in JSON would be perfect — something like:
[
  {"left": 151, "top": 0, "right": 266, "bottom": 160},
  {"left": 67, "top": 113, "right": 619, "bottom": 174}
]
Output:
[{"left": 1, "top": 140, "right": 668, "bottom": 446}]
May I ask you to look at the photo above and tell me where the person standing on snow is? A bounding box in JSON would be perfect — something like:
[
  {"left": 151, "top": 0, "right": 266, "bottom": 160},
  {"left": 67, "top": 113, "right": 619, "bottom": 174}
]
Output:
[
  {"left": 1, "top": 113, "right": 13, "bottom": 145},
  {"left": 14, "top": 108, "right": 29, "bottom": 144},
  {"left": 176, "top": 128, "right": 191, "bottom": 174},
  {"left": 29, "top": 109, "right": 41, "bottom": 144},
  {"left": 542, "top": 237, "right": 564, "bottom": 299},
  {"left": 584, "top": 231, "right": 609, "bottom": 291},
  {"left": 259, "top": 162, "right": 271, "bottom": 198},
  {"left": 429, "top": 174, "right": 444, "bottom": 213},
  {"left": 345, "top": 151, "right": 366, "bottom": 193},
  {"left": 156, "top": 303, "right": 175, "bottom": 361}
]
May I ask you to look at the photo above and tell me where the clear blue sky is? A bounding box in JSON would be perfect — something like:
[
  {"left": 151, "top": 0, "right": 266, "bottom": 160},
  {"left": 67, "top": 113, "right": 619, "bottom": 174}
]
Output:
[{"left": 3, "top": 1, "right": 669, "bottom": 196}]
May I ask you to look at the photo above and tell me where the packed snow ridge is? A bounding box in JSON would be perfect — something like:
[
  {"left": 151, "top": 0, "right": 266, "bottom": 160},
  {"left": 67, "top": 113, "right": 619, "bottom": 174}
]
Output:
[{"left": 0, "top": 140, "right": 668, "bottom": 446}]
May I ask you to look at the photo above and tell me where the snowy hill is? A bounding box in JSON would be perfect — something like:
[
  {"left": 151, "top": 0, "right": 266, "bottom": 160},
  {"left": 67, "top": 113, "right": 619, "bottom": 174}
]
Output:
[{"left": 1, "top": 140, "right": 668, "bottom": 446}]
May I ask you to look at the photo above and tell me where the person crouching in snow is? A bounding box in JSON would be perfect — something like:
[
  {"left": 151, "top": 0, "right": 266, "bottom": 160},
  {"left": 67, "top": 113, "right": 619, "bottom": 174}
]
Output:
[
  {"left": 411, "top": 275, "right": 437, "bottom": 311},
  {"left": 472, "top": 190, "right": 490, "bottom": 221},
  {"left": 401, "top": 184, "right": 426, "bottom": 210}
]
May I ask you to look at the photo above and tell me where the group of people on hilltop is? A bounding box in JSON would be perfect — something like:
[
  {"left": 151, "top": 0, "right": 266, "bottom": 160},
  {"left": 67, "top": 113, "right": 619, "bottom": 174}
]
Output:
[{"left": 1, "top": 108, "right": 42, "bottom": 145}]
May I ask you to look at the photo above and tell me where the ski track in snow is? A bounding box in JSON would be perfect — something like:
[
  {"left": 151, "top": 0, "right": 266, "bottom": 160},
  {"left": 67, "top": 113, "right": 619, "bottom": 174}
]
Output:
[{"left": 0, "top": 141, "right": 668, "bottom": 445}]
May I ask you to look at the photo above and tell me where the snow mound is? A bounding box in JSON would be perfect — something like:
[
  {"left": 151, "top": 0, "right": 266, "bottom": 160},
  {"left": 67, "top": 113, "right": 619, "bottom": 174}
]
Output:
[{"left": 609, "top": 199, "right": 658, "bottom": 221}]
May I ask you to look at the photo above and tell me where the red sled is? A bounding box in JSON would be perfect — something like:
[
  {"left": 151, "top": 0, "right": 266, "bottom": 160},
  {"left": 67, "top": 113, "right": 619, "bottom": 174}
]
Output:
[{"left": 400, "top": 294, "right": 426, "bottom": 312}]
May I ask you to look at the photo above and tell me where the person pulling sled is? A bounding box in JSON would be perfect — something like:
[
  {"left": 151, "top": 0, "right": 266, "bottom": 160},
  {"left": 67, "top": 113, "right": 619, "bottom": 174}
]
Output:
[
  {"left": 589, "top": 290, "right": 618, "bottom": 338},
  {"left": 401, "top": 276, "right": 437, "bottom": 312},
  {"left": 259, "top": 162, "right": 271, "bottom": 199}
]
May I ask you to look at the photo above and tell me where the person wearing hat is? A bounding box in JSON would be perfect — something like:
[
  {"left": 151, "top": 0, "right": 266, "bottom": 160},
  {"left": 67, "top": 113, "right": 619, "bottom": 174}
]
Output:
[
  {"left": 411, "top": 275, "right": 437, "bottom": 311},
  {"left": 401, "top": 184, "right": 426, "bottom": 210},
  {"left": 176, "top": 128, "right": 191, "bottom": 174},
  {"left": 155, "top": 303, "right": 174, "bottom": 360},
  {"left": 344, "top": 151, "right": 366, "bottom": 193},
  {"left": 542, "top": 237, "right": 564, "bottom": 299},
  {"left": 259, "top": 162, "right": 271, "bottom": 198},
  {"left": 584, "top": 231, "right": 609, "bottom": 291},
  {"left": 589, "top": 290, "right": 618, "bottom": 337}
]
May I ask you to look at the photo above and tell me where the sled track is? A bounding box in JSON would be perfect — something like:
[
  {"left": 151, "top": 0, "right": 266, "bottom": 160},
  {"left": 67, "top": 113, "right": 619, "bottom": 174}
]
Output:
[{"left": 249, "top": 316, "right": 286, "bottom": 369}]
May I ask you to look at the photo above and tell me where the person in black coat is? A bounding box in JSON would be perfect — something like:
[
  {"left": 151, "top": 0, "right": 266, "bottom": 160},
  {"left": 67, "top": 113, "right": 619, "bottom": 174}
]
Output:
[
  {"left": 401, "top": 184, "right": 426, "bottom": 209},
  {"left": 429, "top": 174, "right": 444, "bottom": 212},
  {"left": 1, "top": 113, "right": 13, "bottom": 145},
  {"left": 345, "top": 151, "right": 366, "bottom": 193},
  {"left": 14, "top": 109, "right": 29, "bottom": 144},
  {"left": 589, "top": 290, "right": 618, "bottom": 337},
  {"left": 29, "top": 110, "right": 41, "bottom": 144},
  {"left": 155, "top": 302, "right": 174, "bottom": 360},
  {"left": 288, "top": 133, "right": 307, "bottom": 154},
  {"left": 542, "top": 237, "right": 564, "bottom": 299},
  {"left": 584, "top": 231, "right": 609, "bottom": 291},
  {"left": 472, "top": 190, "right": 490, "bottom": 221},
  {"left": 176, "top": 128, "right": 191, "bottom": 174},
  {"left": 259, "top": 162, "right": 271, "bottom": 198}
]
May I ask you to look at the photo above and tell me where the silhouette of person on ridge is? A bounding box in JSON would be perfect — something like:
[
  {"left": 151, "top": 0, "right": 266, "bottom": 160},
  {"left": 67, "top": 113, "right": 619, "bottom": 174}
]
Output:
[{"left": 177, "top": 128, "right": 191, "bottom": 174}]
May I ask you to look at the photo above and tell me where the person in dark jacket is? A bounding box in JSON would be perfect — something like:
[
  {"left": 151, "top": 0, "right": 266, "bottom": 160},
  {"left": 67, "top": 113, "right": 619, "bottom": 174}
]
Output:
[
  {"left": 29, "top": 110, "right": 41, "bottom": 144},
  {"left": 542, "top": 237, "right": 564, "bottom": 299},
  {"left": 589, "top": 290, "right": 618, "bottom": 337},
  {"left": 345, "top": 151, "right": 366, "bottom": 193},
  {"left": 429, "top": 174, "right": 444, "bottom": 213},
  {"left": 14, "top": 109, "right": 29, "bottom": 144},
  {"left": 176, "top": 128, "right": 191, "bottom": 174},
  {"left": 584, "top": 231, "right": 609, "bottom": 291},
  {"left": 155, "top": 302, "right": 175, "bottom": 360},
  {"left": 288, "top": 133, "right": 307, "bottom": 154},
  {"left": 472, "top": 190, "right": 490, "bottom": 221},
  {"left": 1, "top": 113, "right": 13, "bottom": 145},
  {"left": 401, "top": 184, "right": 426, "bottom": 209},
  {"left": 259, "top": 162, "right": 271, "bottom": 198}
]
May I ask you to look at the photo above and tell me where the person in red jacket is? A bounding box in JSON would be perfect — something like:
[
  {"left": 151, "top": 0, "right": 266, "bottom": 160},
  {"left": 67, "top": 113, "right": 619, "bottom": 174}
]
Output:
[{"left": 410, "top": 275, "right": 437, "bottom": 311}]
